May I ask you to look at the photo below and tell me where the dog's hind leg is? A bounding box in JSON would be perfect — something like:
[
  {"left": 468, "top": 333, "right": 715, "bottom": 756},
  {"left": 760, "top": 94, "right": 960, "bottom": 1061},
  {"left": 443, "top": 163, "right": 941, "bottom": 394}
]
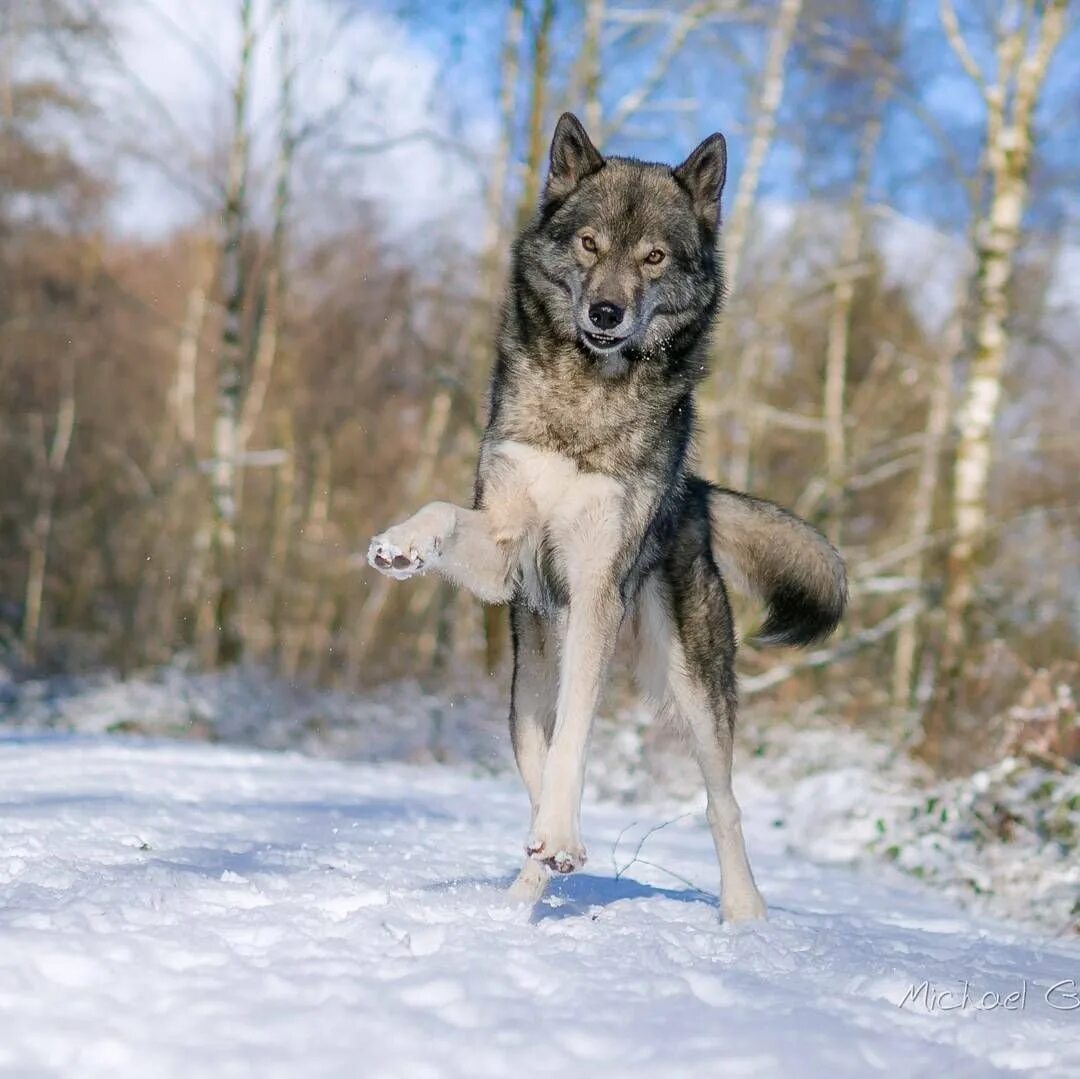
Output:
[
  {"left": 676, "top": 666, "right": 767, "bottom": 923},
  {"left": 507, "top": 604, "right": 557, "bottom": 902},
  {"left": 640, "top": 570, "right": 766, "bottom": 922}
]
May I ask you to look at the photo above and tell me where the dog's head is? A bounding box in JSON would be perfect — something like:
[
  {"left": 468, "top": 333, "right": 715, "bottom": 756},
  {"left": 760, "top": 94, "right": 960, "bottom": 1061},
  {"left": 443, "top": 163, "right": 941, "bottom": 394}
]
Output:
[{"left": 518, "top": 112, "right": 726, "bottom": 374}]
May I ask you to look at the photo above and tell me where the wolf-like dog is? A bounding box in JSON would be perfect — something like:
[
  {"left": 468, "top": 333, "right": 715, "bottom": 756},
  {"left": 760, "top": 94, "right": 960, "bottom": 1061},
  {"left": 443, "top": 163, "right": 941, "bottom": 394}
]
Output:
[{"left": 368, "top": 113, "right": 846, "bottom": 921}]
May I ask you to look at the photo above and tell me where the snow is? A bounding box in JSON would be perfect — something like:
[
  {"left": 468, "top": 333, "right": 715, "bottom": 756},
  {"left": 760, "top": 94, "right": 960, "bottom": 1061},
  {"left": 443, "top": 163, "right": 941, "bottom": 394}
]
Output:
[
  {"left": 734, "top": 721, "right": 1080, "bottom": 938},
  {"left": 0, "top": 666, "right": 509, "bottom": 768},
  {"left": 3, "top": 666, "right": 1078, "bottom": 936},
  {"left": 2, "top": 734, "right": 1078, "bottom": 1078}
]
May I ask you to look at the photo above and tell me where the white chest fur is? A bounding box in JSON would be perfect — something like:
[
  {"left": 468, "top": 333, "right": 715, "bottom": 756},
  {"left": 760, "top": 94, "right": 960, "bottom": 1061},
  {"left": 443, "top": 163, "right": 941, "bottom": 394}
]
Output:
[{"left": 487, "top": 440, "right": 626, "bottom": 597}]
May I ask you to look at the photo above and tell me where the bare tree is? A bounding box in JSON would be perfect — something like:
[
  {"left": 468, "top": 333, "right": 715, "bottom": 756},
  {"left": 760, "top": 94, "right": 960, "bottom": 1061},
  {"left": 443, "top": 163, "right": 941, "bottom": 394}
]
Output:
[
  {"left": 822, "top": 72, "right": 891, "bottom": 534},
  {"left": 479, "top": 0, "right": 526, "bottom": 353},
  {"left": 580, "top": 0, "right": 604, "bottom": 133},
  {"left": 237, "top": 0, "right": 294, "bottom": 460},
  {"left": 206, "top": 0, "right": 256, "bottom": 666},
  {"left": 890, "top": 297, "right": 960, "bottom": 711},
  {"left": 21, "top": 365, "right": 76, "bottom": 663},
  {"left": 517, "top": 0, "right": 557, "bottom": 226},
  {"left": 724, "top": 0, "right": 804, "bottom": 298},
  {"left": 713, "top": 0, "right": 804, "bottom": 487},
  {"left": 478, "top": 0, "right": 527, "bottom": 673},
  {"left": 919, "top": 0, "right": 1069, "bottom": 766},
  {"left": 3, "top": 0, "right": 1078, "bottom": 737},
  {"left": 170, "top": 238, "right": 214, "bottom": 455}
]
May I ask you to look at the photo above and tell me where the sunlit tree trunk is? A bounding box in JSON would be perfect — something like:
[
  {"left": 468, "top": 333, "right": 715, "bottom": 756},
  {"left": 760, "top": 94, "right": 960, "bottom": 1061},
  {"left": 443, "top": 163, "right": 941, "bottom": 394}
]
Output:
[
  {"left": 172, "top": 245, "right": 212, "bottom": 454},
  {"left": 516, "top": 0, "right": 556, "bottom": 227},
  {"left": 710, "top": 0, "right": 805, "bottom": 296},
  {"left": 207, "top": 0, "right": 255, "bottom": 667},
  {"left": 890, "top": 308, "right": 957, "bottom": 711},
  {"left": 580, "top": 0, "right": 604, "bottom": 133},
  {"left": 918, "top": 0, "right": 1067, "bottom": 766},
  {"left": 488, "top": 0, "right": 526, "bottom": 268},
  {"left": 715, "top": 0, "right": 803, "bottom": 488},
  {"left": 475, "top": 0, "right": 531, "bottom": 676},
  {"left": 235, "top": 0, "right": 297, "bottom": 666},
  {"left": 238, "top": 0, "right": 294, "bottom": 472},
  {"left": 822, "top": 77, "right": 889, "bottom": 536},
  {"left": 269, "top": 407, "right": 297, "bottom": 657},
  {"left": 281, "top": 438, "right": 332, "bottom": 678},
  {"left": 22, "top": 365, "right": 75, "bottom": 664}
]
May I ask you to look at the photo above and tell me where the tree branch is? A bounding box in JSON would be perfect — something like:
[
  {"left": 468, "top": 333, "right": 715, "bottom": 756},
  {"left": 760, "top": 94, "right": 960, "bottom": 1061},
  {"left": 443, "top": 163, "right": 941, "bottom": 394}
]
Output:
[
  {"left": 741, "top": 601, "right": 925, "bottom": 697},
  {"left": 939, "top": 0, "right": 988, "bottom": 94}
]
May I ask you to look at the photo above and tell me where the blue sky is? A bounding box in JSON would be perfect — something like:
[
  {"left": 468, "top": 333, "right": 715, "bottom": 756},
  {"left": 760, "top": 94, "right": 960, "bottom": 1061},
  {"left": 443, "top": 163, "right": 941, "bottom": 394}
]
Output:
[
  {"left": 96, "top": 0, "right": 1078, "bottom": 246},
  {"left": 372, "top": 0, "right": 1079, "bottom": 237}
]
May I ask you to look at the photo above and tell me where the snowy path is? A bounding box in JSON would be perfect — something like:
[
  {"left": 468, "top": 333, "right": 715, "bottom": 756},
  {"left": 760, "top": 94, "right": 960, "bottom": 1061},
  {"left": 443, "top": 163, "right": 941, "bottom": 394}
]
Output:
[{"left": 0, "top": 736, "right": 1077, "bottom": 1078}]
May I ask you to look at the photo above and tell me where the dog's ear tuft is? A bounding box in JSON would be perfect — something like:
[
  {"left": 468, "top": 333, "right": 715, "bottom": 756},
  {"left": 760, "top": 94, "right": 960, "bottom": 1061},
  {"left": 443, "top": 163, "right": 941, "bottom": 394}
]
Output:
[
  {"left": 545, "top": 113, "right": 604, "bottom": 204},
  {"left": 674, "top": 133, "right": 727, "bottom": 227}
]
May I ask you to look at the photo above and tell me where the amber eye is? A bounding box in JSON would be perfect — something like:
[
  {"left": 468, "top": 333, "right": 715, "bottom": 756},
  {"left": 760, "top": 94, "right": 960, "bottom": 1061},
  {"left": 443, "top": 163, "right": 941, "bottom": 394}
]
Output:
[
  {"left": 580, "top": 234, "right": 598, "bottom": 253},
  {"left": 644, "top": 248, "right": 666, "bottom": 266}
]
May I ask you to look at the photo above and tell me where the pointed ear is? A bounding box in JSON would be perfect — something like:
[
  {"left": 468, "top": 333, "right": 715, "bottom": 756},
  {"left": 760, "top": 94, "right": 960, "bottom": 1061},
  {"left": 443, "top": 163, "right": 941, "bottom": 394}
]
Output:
[
  {"left": 673, "top": 133, "right": 727, "bottom": 227},
  {"left": 545, "top": 112, "right": 604, "bottom": 203}
]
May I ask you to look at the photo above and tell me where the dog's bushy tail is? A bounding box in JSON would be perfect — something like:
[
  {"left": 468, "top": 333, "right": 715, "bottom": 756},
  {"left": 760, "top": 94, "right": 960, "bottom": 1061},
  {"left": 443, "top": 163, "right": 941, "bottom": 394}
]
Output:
[{"left": 706, "top": 484, "right": 847, "bottom": 648}]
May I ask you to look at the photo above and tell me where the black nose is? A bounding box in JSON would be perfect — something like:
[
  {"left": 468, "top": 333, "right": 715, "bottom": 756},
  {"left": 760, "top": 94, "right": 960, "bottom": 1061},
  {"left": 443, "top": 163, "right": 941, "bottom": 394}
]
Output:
[{"left": 588, "top": 301, "right": 624, "bottom": 331}]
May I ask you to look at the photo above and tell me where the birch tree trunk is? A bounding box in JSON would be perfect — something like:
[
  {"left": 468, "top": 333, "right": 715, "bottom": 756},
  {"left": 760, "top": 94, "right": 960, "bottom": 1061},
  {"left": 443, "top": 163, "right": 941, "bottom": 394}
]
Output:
[
  {"left": 516, "top": 0, "right": 556, "bottom": 227},
  {"left": 580, "top": 0, "right": 604, "bottom": 134},
  {"left": 890, "top": 308, "right": 957, "bottom": 711},
  {"left": 21, "top": 366, "right": 75, "bottom": 664},
  {"left": 237, "top": 0, "right": 294, "bottom": 467},
  {"left": 918, "top": 0, "right": 1068, "bottom": 767},
  {"left": 714, "top": 0, "right": 803, "bottom": 488},
  {"left": 238, "top": 0, "right": 296, "bottom": 661},
  {"left": 208, "top": 0, "right": 255, "bottom": 667},
  {"left": 171, "top": 235, "right": 214, "bottom": 455},
  {"left": 822, "top": 77, "right": 889, "bottom": 535},
  {"left": 281, "top": 437, "right": 332, "bottom": 679},
  {"left": 477, "top": 0, "right": 527, "bottom": 675},
  {"left": 478, "top": 0, "right": 524, "bottom": 367},
  {"left": 269, "top": 407, "right": 297, "bottom": 657},
  {"left": 141, "top": 228, "right": 214, "bottom": 654},
  {"left": 724, "top": 0, "right": 803, "bottom": 298}
]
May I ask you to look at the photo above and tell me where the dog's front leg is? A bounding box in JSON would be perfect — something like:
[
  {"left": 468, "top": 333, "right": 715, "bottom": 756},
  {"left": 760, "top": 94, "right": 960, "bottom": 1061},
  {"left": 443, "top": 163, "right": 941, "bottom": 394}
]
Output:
[
  {"left": 368, "top": 502, "right": 517, "bottom": 603},
  {"left": 526, "top": 591, "right": 622, "bottom": 873}
]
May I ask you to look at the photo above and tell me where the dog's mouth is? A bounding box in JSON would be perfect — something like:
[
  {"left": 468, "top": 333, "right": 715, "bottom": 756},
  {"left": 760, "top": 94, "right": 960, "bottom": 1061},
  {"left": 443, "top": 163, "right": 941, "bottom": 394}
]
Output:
[{"left": 580, "top": 329, "right": 629, "bottom": 352}]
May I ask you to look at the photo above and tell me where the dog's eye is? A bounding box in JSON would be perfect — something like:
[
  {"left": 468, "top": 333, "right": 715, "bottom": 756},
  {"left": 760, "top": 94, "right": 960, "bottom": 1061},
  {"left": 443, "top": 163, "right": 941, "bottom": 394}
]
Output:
[
  {"left": 580, "top": 234, "right": 598, "bottom": 254},
  {"left": 644, "top": 248, "right": 666, "bottom": 266}
]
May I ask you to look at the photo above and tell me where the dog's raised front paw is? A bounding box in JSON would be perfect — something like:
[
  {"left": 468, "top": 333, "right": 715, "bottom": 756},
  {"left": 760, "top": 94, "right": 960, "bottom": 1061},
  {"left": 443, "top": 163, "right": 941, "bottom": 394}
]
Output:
[
  {"left": 367, "top": 504, "right": 456, "bottom": 581},
  {"left": 367, "top": 534, "right": 435, "bottom": 580}
]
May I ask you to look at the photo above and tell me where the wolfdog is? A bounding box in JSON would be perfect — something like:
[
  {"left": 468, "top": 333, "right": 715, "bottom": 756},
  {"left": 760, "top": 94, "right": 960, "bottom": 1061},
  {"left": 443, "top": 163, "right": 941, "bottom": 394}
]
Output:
[{"left": 368, "top": 114, "right": 846, "bottom": 921}]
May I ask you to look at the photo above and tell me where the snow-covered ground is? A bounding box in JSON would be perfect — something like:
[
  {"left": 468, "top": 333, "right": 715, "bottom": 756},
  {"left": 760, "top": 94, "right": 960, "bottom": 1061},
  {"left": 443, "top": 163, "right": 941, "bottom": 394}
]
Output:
[
  {"left": 4, "top": 666, "right": 1078, "bottom": 937},
  {"left": 1, "top": 734, "right": 1078, "bottom": 1078}
]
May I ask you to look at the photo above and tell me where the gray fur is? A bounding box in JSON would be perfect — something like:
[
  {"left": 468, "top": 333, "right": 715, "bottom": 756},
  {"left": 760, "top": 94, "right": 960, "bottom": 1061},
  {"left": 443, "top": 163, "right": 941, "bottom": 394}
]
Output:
[{"left": 368, "top": 114, "right": 846, "bottom": 920}]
